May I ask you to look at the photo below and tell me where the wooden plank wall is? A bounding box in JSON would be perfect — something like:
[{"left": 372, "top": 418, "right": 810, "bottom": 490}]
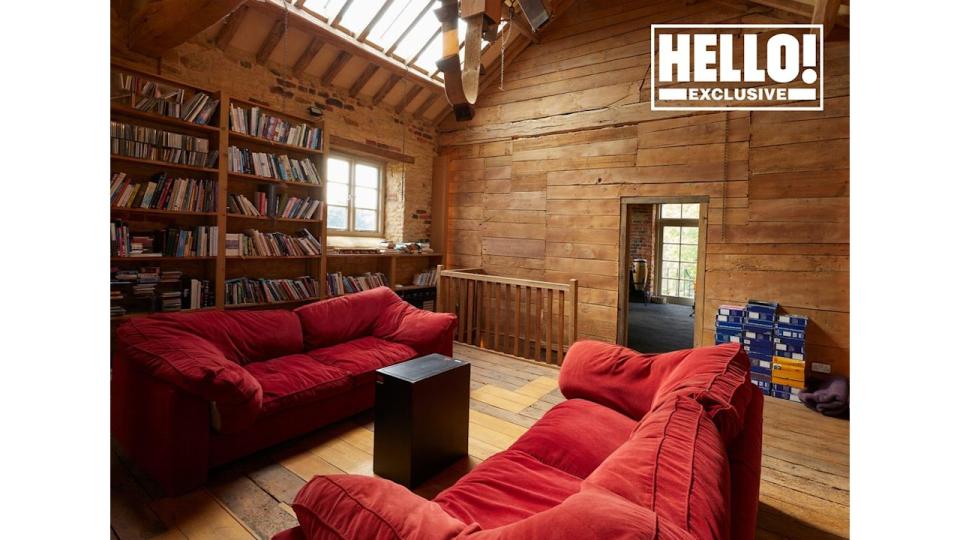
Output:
[{"left": 439, "top": 0, "right": 850, "bottom": 376}]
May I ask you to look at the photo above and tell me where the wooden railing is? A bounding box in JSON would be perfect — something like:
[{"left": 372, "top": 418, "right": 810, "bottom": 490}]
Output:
[{"left": 436, "top": 266, "right": 578, "bottom": 365}]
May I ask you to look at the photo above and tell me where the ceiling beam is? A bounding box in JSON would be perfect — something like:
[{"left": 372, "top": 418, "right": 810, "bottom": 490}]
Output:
[
  {"left": 413, "top": 94, "right": 439, "bottom": 119},
  {"left": 372, "top": 74, "right": 402, "bottom": 105},
  {"left": 321, "top": 51, "right": 353, "bottom": 86},
  {"left": 395, "top": 85, "right": 423, "bottom": 114},
  {"left": 357, "top": 0, "right": 395, "bottom": 42},
  {"left": 811, "top": 0, "right": 842, "bottom": 36},
  {"left": 331, "top": 0, "right": 354, "bottom": 27},
  {"left": 349, "top": 64, "right": 380, "bottom": 97},
  {"left": 293, "top": 36, "right": 325, "bottom": 77},
  {"left": 214, "top": 4, "right": 249, "bottom": 49},
  {"left": 256, "top": 17, "right": 287, "bottom": 64},
  {"left": 124, "top": 0, "right": 246, "bottom": 56}
]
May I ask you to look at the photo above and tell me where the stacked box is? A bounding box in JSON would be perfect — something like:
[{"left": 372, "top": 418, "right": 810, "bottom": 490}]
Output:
[
  {"left": 743, "top": 300, "right": 779, "bottom": 394},
  {"left": 771, "top": 314, "right": 809, "bottom": 402},
  {"left": 714, "top": 304, "right": 746, "bottom": 345}
]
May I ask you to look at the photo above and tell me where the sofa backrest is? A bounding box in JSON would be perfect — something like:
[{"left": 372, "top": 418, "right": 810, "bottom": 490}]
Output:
[
  {"left": 123, "top": 310, "right": 304, "bottom": 365},
  {"left": 294, "top": 287, "right": 404, "bottom": 350}
]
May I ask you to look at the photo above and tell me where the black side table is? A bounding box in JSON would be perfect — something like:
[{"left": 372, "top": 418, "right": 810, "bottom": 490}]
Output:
[{"left": 373, "top": 354, "right": 470, "bottom": 487}]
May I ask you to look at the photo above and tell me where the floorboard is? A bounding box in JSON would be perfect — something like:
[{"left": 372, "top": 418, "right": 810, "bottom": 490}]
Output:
[{"left": 111, "top": 343, "right": 849, "bottom": 539}]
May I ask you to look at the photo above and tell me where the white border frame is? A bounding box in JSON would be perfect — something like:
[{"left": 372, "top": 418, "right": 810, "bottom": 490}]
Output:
[{"left": 650, "top": 23, "right": 824, "bottom": 111}]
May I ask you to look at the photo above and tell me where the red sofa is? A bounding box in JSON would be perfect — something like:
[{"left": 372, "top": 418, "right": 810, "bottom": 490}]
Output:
[
  {"left": 112, "top": 287, "right": 457, "bottom": 494},
  {"left": 275, "top": 341, "right": 764, "bottom": 540}
]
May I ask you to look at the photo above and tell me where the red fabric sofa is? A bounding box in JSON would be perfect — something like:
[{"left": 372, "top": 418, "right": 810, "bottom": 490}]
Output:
[
  {"left": 275, "top": 341, "right": 764, "bottom": 540},
  {"left": 112, "top": 287, "right": 457, "bottom": 494}
]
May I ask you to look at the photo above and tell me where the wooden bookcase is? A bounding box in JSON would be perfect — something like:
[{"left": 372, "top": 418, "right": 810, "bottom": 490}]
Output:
[{"left": 110, "top": 64, "right": 443, "bottom": 322}]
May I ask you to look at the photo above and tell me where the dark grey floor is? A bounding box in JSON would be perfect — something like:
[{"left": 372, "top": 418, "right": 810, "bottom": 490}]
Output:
[{"left": 627, "top": 302, "right": 695, "bottom": 353}]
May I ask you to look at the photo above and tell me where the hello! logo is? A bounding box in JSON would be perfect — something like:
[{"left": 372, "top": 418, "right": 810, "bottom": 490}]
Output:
[{"left": 651, "top": 24, "right": 823, "bottom": 111}]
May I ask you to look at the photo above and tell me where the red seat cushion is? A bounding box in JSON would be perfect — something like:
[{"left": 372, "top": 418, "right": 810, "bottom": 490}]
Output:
[
  {"left": 294, "top": 287, "right": 404, "bottom": 349},
  {"left": 584, "top": 396, "right": 732, "bottom": 540},
  {"left": 306, "top": 336, "right": 417, "bottom": 384},
  {"left": 433, "top": 449, "right": 582, "bottom": 529},
  {"left": 245, "top": 354, "right": 352, "bottom": 415},
  {"left": 507, "top": 398, "right": 635, "bottom": 479}
]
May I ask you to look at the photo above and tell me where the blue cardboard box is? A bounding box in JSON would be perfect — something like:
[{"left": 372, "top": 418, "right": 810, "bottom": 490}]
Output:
[
  {"left": 716, "top": 314, "right": 745, "bottom": 325},
  {"left": 776, "top": 314, "right": 809, "bottom": 328},
  {"left": 743, "top": 325, "right": 774, "bottom": 339},
  {"left": 774, "top": 337, "right": 805, "bottom": 354},
  {"left": 718, "top": 305, "right": 746, "bottom": 317},
  {"left": 774, "top": 326, "right": 805, "bottom": 340}
]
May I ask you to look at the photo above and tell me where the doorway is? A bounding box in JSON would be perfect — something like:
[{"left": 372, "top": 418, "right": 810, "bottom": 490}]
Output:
[{"left": 618, "top": 198, "right": 708, "bottom": 353}]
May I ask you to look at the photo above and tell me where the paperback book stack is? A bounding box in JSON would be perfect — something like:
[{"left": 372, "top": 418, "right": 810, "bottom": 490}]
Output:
[
  {"left": 771, "top": 314, "right": 809, "bottom": 402},
  {"left": 111, "top": 172, "right": 216, "bottom": 212},
  {"left": 229, "top": 104, "right": 322, "bottom": 149},
  {"left": 227, "top": 146, "right": 321, "bottom": 183},
  {"left": 326, "top": 272, "right": 389, "bottom": 297},
  {"left": 111, "top": 121, "right": 217, "bottom": 168},
  {"left": 224, "top": 229, "right": 322, "bottom": 257},
  {"left": 742, "top": 300, "right": 779, "bottom": 395},
  {"left": 111, "top": 221, "right": 219, "bottom": 257},
  {"left": 225, "top": 276, "right": 320, "bottom": 306}
]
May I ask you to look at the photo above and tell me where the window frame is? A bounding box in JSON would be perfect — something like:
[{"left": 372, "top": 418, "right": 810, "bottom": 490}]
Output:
[
  {"left": 656, "top": 204, "right": 700, "bottom": 305},
  {"left": 326, "top": 153, "right": 386, "bottom": 237}
]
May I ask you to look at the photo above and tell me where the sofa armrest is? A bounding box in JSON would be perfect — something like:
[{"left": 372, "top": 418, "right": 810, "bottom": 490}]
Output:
[
  {"left": 374, "top": 301, "right": 458, "bottom": 357},
  {"left": 558, "top": 340, "right": 662, "bottom": 420},
  {"left": 116, "top": 320, "right": 263, "bottom": 431},
  {"left": 290, "top": 475, "right": 473, "bottom": 539}
]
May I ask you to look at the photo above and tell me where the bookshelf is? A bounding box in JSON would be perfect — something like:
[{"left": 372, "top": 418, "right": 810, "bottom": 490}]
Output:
[{"left": 326, "top": 252, "right": 442, "bottom": 308}]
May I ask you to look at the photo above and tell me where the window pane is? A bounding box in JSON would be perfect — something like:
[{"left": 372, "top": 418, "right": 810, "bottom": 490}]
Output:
[
  {"left": 392, "top": 3, "right": 441, "bottom": 60},
  {"left": 328, "top": 205, "right": 348, "bottom": 229},
  {"left": 327, "top": 182, "right": 349, "bottom": 205},
  {"left": 328, "top": 157, "right": 349, "bottom": 183},
  {"left": 680, "top": 262, "right": 697, "bottom": 281},
  {"left": 679, "top": 280, "right": 695, "bottom": 298},
  {"left": 681, "top": 226, "right": 699, "bottom": 244},
  {"left": 338, "top": 0, "right": 386, "bottom": 34},
  {"left": 661, "top": 279, "right": 678, "bottom": 297},
  {"left": 661, "top": 204, "right": 682, "bottom": 218},
  {"left": 661, "top": 261, "right": 679, "bottom": 280},
  {"left": 355, "top": 163, "right": 379, "bottom": 188},
  {"left": 414, "top": 32, "right": 443, "bottom": 72},
  {"left": 663, "top": 226, "right": 681, "bottom": 243},
  {"left": 355, "top": 209, "right": 378, "bottom": 231},
  {"left": 355, "top": 186, "right": 379, "bottom": 210},
  {"left": 302, "top": 0, "right": 348, "bottom": 19},
  {"left": 366, "top": 0, "right": 433, "bottom": 48},
  {"left": 661, "top": 243, "right": 679, "bottom": 262},
  {"left": 681, "top": 203, "right": 700, "bottom": 219},
  {"left": 680, "top": 244, "right": 698, "bottom": 263}
]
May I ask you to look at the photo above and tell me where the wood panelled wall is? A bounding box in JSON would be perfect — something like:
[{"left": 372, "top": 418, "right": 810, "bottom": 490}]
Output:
[{"left": 438, "top": 0, "right": 850, "bottom": 375}]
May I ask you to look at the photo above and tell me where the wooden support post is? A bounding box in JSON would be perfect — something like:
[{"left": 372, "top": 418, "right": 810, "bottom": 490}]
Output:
[
  {"left": 569, "top": 279, "right": 578, "bottom": 345},
  {"left": 435, "top": 265, "right": 445, "bottom": 312},
  {"left": 558, "top": 290, "right": 565, "bottom": 365},
  {"left": 545, "top": 289, "right": 553, "bottom": 364},
  {"left": 513, "top": 285, "right": 521, "bottom": 357}
]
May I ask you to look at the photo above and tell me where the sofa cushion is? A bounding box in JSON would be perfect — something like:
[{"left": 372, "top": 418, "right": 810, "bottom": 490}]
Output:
[
  {"left": 306, "top": 336, "right": 418, "bottom": 384},
  {"left": 245, "top": 354, "right": 353, "bottom": 416},
  {"left": 433, "top": 449, "right": 582, "bottom": 529},
  {"left": 294, "top": 287, "right": 404, "bottom": 350},
  {"left": 373, "top": 300, "right": 458, "bottom": 357},
  {"left": 559, "top": 341, "right": 753, "bottom": 442},
  {"left": 507, "top": 398, "right": 635, "bottom": 479},
  {"left": 584, "top": 396, "right": 731, "bottom": 540}
]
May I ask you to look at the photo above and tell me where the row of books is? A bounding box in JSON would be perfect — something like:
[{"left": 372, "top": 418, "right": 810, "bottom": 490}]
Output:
[
  {"left": 326, "top": 272, "right": 389, "bottom": 297},
  {"left": 131, "top": 92, "right": 218, "bottom": 126},
  {"left": 110, "top": 121, "right": 217, "bottom": 168},
  {"left": 111, "top": 172, "right": 216, "bottom": 213},
  {"left": 111, "top": 221, "right": 219, "bottom": 257},
  {"left": 229, "top": 104, "right": 322, "bottom": 149},
  {"left": 224, "top": 229, "right": 322, "bottom": 258},
  {"left": 111, "top": 121, "right": 211, "bottom": 152},
  {"left": 225, "top": 276, "right": 321, "bottom": 306},
  {"left": 111, "top": 267, "right": 214, "bottom": 316},
  {"left": 227, "top": 189, "right": 322, "bottom": 220},
  {"left": 227, "top": 146, "right": 321, "bottom": 183},
  {"left": 411, "top": 268, "right": 438, "bottom": 287}
]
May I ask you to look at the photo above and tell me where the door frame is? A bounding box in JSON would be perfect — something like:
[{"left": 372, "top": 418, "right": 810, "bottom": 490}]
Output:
[{"left": 617, "top": 196, "right": 710, "bottom": 348}]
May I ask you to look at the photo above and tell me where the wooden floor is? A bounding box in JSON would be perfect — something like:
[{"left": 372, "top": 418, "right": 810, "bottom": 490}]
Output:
[{"left": 111, "top": 344, "right": 849, "bottom": 539}]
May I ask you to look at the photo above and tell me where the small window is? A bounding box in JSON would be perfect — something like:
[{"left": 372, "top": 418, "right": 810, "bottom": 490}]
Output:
[
  {"left": 658, "top": 204, "right": 700, "bottom": 301},
  {"left": 326, "top": 154, "right": 384, "bottom": 235}
]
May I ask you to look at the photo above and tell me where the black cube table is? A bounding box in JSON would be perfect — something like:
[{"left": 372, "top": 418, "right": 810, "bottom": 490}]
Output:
[{"left": 373, "top": 354, "right": 470, "bottom": 487}]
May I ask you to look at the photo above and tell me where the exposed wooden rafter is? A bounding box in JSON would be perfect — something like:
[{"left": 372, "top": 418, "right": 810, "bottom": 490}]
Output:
[
  {"left": 349, "top": 64, "right": 380, "bottom": 97},
  {"left": 124, "top": 0, "right": 246, "bottom": 56},
  {"left": 214, "top": 4, "right": 249, "bottom": 49},
  {"left": 745, "top": 0, "right": 849, "bottom": 27},
  {"left": 321, "top": 51, "right": 353, "bottom": 86},
  {"left": 331, "top": 0, "right": 354, "bottom": 28},
  {"left": 395, "top": 85, "right": 423, "bottom": 114},
  {"left": 293, "top": 36, "right": 324, "bottom": 76},
  {"left": 414, "top": 94, "right": 439, "bottom": 119},
  {"left": 372, "top": 74, "right": 402, "bottom": 105},
  {"left": 811, "top": 0, "right": 842, "bottom": 36},
  {"left": 256, "top": 17, "right": 287, "bottom": 64}
]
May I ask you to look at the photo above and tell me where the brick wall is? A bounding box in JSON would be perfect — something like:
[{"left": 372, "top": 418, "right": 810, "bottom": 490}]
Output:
[
  {"left": 111, "top": 19, "right": 438, "bottom": 243},
  {"left": 627, "top": 204, "right": 655, "bottom": 293}
]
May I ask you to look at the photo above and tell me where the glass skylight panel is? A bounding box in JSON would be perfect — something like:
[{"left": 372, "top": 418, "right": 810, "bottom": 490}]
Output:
[
  {"left": 414, "top": 32, "right": 442, "bottom": 71},
  {"left": 393, "top": 5, "right": 441, "bottom": 59},
  {"left": 301, "top": 0, "right": 349, "bottom": 20},
  {"left": 366, "top": 0, "right": 435, "bottom": 49},
  {"left": 339, "top": 0, "right": 386, "bottom": 34}
]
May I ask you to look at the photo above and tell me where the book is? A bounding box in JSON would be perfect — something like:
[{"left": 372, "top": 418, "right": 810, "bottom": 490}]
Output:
[
  {"left": 111, "top": 220, "right": 218, "bottom": 257},
  {"left": 114, "top": 71, "right": 219, "bottom": 126},
  {"left": 111, "top": 121, "right": 217, "bottom": 168},
  {"left": 227, "top": 146, "right": 321, "bottom": 183},
  {"left": 227, "top": 188, "right": 321, "bottom": 220},
  {"left": 111, "top": 172, "right": 216, "bottom": 212},
  {"left": 326, "top": 272, "right": 389, "bottom": 297},
  {"left": 229, "top": 104, "right": 322, "bottom": 149},
  {"left": 225, "top": 276, "right": 321, "bottom": 306},
  {"left": 225, "top": 228, "right": 322, "bottom": 257},
  {"left": 110, "top": 266, "right": 212, "bottom": 316}
]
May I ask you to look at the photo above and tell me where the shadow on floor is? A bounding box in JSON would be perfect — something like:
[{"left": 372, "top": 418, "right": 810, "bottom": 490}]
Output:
[{"left": 627, "top": 302, "right": 694, "bottom": 353}]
